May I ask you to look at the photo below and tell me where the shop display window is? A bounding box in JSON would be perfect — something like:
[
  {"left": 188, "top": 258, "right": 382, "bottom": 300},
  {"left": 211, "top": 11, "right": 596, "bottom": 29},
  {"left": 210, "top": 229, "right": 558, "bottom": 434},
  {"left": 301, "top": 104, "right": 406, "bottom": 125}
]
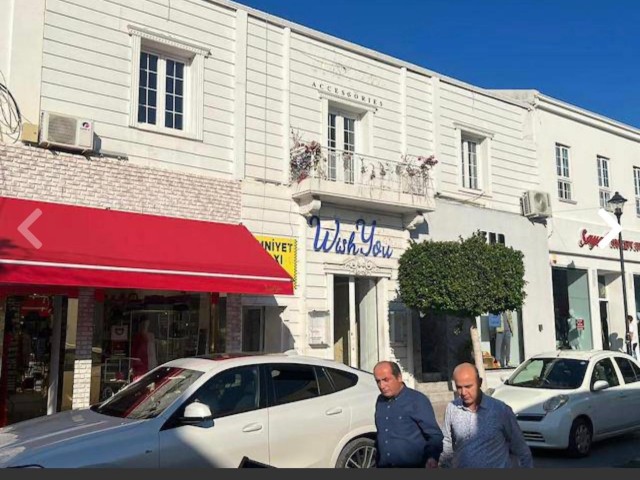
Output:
[
  {"left": 96, "top": 292, "right": 205, "bottom": 402},
  {"left": 478, "top": 310, "right": 524, "bottom": 369},
  {"left": 0, "top": 295, "right": 62, "bottom": 426},
  {"left": 552, "top": 268, "right": 594, "bottom": 351}
]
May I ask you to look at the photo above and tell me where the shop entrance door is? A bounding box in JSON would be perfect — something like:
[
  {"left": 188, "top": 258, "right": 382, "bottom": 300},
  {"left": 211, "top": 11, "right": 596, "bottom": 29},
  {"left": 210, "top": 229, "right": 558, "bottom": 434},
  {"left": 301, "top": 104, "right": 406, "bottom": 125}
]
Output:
[
  {"left": 0, "top": 295, "right": 66, "bottom": 427},
  {"left": 332, "top": 276, "right": 379, "bottom": 372}
]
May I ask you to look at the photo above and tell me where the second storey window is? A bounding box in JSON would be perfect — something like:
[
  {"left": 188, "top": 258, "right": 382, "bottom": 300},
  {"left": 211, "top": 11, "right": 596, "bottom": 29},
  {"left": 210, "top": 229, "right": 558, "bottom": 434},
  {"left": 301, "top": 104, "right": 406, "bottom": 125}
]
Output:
[
  {"left": 634, "top": 167, "right": 640, "bottom": 215},
  {"left": 461, "top": 137, "right": 479, "bottom": 190},
  {"left": 556, "top": 144, "right": 572, "bottom": 201},
  {"left": 128, "top": 26, "right": 207, "bottom": 141},
  {"left": 327, "top": 111, "right": 357, "bottom": 184},
  {"left": 597, "top": 156, "right": 611, "bottom": 209},
  {"left": 138, "top": 52, "right": 185, "bottom": 130}
]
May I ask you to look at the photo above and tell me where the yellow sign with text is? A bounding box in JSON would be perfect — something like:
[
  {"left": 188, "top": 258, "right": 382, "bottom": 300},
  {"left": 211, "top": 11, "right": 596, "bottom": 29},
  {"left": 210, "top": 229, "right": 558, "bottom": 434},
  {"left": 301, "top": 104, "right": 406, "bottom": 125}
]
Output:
[{"left": 255, "top": 235, "right": 297, "bottom": 288}]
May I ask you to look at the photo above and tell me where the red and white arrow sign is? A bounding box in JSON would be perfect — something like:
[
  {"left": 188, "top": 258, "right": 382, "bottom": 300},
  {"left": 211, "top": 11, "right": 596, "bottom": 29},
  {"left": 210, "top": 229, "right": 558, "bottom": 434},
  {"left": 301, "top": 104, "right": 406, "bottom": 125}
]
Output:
[
  {"left": 597, "top": 208, "right": 622, "bottom": 249},
  {"left": 18, "top": 208, "right": 43, "bottom": 249}
]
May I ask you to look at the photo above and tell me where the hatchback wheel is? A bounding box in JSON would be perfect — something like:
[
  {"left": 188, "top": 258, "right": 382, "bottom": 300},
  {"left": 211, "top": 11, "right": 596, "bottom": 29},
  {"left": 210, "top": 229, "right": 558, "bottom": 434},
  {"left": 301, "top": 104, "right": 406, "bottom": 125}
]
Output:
[
  {"left": 567, "top": 418, "right": 592, "bottom": 457},
  {"left": 336, "top": 438, "right": 377, "bottom": 468}
]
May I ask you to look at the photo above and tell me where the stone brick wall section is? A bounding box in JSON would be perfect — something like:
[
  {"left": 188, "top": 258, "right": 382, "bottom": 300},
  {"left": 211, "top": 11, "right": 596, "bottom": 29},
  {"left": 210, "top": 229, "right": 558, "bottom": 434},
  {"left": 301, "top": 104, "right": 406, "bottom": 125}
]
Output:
[
  {"left": 72, "top": 288, "right": 95, "bottom": 410},
  {"left": 226, "top": 294, "right": 242, "bottom": 352},
  {"left": 0, "top": 141, "right": 241, "bottom": 224}
]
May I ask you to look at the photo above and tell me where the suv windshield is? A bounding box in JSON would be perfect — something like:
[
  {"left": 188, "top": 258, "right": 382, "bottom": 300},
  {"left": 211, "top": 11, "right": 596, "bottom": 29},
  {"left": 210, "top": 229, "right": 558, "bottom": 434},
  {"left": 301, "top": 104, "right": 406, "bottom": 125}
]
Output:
[
  {"left": 92, "top": 366, "right": 203, "bottom": 419},
  {"left": 508, "top": 358, "right": 588, "bottom": 390}
]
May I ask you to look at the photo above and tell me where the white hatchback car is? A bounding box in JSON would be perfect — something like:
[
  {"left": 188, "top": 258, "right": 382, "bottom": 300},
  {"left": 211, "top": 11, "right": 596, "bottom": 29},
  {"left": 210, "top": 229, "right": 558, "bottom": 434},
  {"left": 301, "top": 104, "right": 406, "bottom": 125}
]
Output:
[
  {"left": 0, "top": 353, "right": 379, "bottom": 468},
  {"left": 489, "top": 350, "right": 640, "bottom": 457}
]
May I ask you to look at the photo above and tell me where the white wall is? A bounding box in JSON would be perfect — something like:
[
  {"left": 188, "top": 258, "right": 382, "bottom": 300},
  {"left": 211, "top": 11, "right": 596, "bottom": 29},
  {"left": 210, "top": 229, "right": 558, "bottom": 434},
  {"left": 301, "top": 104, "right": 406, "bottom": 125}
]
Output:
[
  {"left": 4, "top": 0, "right": 535, "bottom": 190},
  {"left": 531, "top": 95, "right": 640, "bottom": 350},
  {"left": 424, "top": 200, "right": 556, "bottom": 358},
  {"left": 0, "top": 0, "right": 13, "bottom": 79},
  {"left": 537, "top": 105, "right": 640, "bottom": 230},
  {"left": 288, "top": 32, "right": 404, "bottom": 162},
  {"left": 38, "top": 0, "right": 236, "bottom": 176},
  {"left": 1, "top": 0, "right": 46, "bottom": 126},
  {"left": 437, "top": 83, "right": 538, "bottom": 214},
  {"left": 232, "top": 1, "right": 543, "bottom": 379},
  {"left": 4, "top": 0, "right": 559, "bottom": 374},
  {"left": 244, "top": 17, "right": 285, "bottom": 182}
]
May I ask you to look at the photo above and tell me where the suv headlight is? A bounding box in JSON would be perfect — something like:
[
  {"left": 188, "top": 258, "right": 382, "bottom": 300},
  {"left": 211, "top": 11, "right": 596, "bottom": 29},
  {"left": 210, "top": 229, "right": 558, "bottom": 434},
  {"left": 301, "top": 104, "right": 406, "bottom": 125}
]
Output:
[
  {"left": 543, "top": 395, "right": 569, "bottom": 412},
  {"left": 485, "top": 388, "right": 495, "bottom": 397}
]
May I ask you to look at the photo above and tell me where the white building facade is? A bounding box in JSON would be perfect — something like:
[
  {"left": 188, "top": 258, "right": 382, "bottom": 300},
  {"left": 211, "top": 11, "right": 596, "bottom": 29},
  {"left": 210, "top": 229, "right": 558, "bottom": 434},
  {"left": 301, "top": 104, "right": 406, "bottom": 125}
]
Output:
[
  {"left": 499, "top": 90, "right": 640, "bottom": 357},
  {"left": 0, "top": 0, "right": 578, "bottom": 427},
  {"left": 0, "top": 0, "right": 297, "bottom": 425},
  {"left": 230, "top": 4, "right": 556, "bottom": 384}
]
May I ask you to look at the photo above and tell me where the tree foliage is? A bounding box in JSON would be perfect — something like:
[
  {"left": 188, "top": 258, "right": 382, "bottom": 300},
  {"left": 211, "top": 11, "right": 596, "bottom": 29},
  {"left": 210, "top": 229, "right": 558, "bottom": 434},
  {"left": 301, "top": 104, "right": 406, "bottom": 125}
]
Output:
[{"left": 398, "top": 232, "right": 526, "bottom": 318}]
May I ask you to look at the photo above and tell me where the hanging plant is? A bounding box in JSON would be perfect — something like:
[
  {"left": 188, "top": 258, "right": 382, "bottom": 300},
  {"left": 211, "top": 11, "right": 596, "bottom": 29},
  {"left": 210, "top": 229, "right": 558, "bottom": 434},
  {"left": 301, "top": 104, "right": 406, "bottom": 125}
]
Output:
[
  {"left": 399, "top": 154, "right": 438, "bottom": 181},
  {"left": 290, "top": 130, "right": 323, "bottom": 183}
]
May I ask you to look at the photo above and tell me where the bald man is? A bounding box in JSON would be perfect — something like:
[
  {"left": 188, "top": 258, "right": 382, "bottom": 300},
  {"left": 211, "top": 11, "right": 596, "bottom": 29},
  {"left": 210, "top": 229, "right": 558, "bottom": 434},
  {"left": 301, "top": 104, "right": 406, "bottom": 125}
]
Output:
[{"left": 439, "top": 363, "right": 532, "bottom": 468}]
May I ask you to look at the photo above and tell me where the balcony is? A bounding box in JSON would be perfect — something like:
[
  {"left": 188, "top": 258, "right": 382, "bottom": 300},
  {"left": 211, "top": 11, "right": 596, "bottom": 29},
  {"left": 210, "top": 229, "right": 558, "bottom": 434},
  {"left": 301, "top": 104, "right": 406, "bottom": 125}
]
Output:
[{"left": 290, "top": 144, "right": 436, "bottom": 228}]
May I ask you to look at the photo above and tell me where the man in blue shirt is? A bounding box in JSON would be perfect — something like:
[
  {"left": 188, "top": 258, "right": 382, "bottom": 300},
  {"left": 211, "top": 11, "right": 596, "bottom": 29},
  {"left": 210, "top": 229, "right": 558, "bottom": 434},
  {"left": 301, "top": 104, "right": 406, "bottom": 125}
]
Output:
[
  {"left": 373, "top": 361, "right": 443, "bottom": 468},
  {"left": 439, "top": 363, "right": 532, "bottom": 468}
]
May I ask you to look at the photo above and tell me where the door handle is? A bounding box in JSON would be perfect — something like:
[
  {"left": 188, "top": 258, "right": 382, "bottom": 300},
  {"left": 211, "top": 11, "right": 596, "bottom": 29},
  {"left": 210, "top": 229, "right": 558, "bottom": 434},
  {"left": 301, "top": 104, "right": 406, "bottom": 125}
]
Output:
[
  {"left": 326, "top": 407, "right": 343, "bottom": 416},
  {"left": 618, "top": 393, "right": 628, "bottom": 399},
  {"left": 242, "top": 423, "right": 263, "bottom": 433}
]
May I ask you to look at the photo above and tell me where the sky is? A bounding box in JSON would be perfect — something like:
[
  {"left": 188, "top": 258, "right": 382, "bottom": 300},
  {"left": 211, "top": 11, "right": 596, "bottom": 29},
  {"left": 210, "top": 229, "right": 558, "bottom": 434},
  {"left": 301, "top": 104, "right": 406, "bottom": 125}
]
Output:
[{"left": 234, "top": 0, "right": 640, "bottom": 128}]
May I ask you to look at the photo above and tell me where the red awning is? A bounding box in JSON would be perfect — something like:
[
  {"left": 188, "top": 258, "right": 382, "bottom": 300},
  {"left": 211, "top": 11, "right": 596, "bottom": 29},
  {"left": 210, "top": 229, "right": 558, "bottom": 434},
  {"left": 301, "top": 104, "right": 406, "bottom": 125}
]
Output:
[{"left": 0, "top": 196, "right": 293, "bottom": 295}]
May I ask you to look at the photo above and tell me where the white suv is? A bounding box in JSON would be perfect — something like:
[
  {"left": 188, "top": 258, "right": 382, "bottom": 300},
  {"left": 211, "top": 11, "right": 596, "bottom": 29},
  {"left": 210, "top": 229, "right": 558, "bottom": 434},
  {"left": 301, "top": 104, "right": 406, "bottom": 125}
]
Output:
[{"left": 0, "top": 353, "right": 379, "bottom": 468}]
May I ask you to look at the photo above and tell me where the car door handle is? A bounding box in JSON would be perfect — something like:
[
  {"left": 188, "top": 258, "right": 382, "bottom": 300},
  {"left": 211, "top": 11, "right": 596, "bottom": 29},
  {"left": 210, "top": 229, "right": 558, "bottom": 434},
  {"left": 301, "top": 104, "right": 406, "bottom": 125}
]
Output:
[
  {"left": 326, "top": 407, "right": 343, "bottom": 416},
  {"left": 618, "top": 393, "right": 628, "bottom": 399},
  {"left": 242, "top": 423, "right": 263, "bottom": 433}
]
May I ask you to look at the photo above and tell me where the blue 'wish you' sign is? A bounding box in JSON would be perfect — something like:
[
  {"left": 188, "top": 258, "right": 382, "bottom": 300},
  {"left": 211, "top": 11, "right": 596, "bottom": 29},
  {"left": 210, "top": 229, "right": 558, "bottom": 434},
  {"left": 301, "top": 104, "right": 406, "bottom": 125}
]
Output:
[{"left": 309, "top": 216, "right": 393, "bottom": 258}]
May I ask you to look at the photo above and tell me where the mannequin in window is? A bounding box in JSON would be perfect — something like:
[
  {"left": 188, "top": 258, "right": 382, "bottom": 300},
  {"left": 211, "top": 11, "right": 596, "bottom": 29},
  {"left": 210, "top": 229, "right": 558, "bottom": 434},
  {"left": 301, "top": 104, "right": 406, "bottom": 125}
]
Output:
[
  {"left": 554, "top": 306, "right": 570, "bottom": 349},
  {"left": 131, "top": 316, "right": 157, "bottom": 381},
  {"left": 495, "top": 311, "right": 513, "bottom": 368}
]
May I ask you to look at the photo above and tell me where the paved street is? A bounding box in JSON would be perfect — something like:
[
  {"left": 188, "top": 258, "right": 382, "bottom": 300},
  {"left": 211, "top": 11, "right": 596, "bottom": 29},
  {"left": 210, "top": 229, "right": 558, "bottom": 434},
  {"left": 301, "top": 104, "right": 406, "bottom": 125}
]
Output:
[{"left": 531, "top": 431, "right": 640, "bottom": 468}]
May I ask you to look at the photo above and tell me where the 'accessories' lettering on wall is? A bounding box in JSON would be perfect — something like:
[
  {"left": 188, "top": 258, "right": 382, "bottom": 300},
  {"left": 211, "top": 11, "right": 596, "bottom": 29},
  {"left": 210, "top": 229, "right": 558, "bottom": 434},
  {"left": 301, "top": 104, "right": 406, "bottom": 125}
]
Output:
[
  {"left": 309, "top": 216, "right": 393, "bottom": 258},
  {"left": 311, "top": 81, "right": 383, "bottom": 108}
]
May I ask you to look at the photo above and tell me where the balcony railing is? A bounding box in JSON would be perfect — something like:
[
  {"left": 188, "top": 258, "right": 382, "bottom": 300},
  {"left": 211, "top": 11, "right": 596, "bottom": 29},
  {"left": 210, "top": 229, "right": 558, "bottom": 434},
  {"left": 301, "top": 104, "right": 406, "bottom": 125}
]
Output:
[{"left": 290, "top": 146, "right": 434, "bottom": 198}]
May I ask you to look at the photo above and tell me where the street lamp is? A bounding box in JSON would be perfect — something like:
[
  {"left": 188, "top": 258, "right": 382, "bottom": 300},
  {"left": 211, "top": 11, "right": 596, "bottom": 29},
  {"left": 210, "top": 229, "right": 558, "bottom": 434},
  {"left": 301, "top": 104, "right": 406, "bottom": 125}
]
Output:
[{"left": 608, "top": 191, "right": 630, "bottom": 354}]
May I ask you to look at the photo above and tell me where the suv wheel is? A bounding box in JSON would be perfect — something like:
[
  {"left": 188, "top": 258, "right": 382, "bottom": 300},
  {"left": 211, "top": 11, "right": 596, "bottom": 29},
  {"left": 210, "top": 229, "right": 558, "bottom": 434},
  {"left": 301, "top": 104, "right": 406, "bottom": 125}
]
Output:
[{"left": 335, "top": 437, "right": 376, "bottom": 468}]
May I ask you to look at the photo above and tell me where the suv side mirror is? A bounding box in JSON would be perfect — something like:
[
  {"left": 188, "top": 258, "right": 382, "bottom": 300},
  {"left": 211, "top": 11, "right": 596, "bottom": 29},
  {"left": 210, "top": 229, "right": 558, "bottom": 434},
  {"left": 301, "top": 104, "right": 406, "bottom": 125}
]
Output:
[
  {"left": 180, "top": 402, "right": 214, "bottom": 427},
  {"left": 592, "top": 380, "right": 610, "bottom": 392}
]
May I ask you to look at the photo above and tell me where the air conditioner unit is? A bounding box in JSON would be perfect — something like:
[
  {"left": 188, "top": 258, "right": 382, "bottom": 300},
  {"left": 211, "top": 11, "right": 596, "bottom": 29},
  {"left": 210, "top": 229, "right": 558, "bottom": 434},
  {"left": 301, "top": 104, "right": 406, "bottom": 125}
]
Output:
[
  {"left": 522, "top": 190, "right": 552, "bottom": 218},
  {"left": 39, "top": 111, "right": 94, "bottom": 152}
]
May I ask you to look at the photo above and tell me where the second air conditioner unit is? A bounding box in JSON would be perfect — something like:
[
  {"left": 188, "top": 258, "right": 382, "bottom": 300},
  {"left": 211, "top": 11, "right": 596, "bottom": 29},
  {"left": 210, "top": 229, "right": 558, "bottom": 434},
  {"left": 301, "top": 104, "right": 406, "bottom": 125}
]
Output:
[
  {"left": 522, "top": 190, "right": 552, "bottom": 218},
  {"left": 39, "top": 111, "right": 94, "bottom": 152}
]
